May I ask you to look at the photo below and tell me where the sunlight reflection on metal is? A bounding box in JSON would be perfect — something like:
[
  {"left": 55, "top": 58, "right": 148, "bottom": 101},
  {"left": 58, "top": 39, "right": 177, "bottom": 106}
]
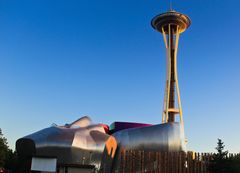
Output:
[{"left": 16, "top": 116, "right": 110, "bottom": 170}]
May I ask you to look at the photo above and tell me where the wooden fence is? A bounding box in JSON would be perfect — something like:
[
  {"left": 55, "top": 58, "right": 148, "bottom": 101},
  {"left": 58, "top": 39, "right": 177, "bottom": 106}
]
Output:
[{"left": 119, "top": 150, "right": 212, "bottom": 173}]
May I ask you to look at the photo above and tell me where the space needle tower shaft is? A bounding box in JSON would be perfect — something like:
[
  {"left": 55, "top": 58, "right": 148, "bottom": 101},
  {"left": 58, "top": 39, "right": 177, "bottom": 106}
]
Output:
[{"left": 151, "top": 11, "right": 191, "bottom": 126}]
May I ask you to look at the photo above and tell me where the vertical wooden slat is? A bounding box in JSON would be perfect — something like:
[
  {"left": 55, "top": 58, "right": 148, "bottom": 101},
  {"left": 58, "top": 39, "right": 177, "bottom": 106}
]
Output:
[
  {"left": 137, "top": 150, "right": 140, "bottom": 172},
  {"left": 194, "top": 152, "right": 197, "bottom": 173},
  {"left": 177, "top": 152, "right": 179, "bottom": 173},
  {"left": 171, "top": 152, "right": 174, "bottom": 173},
  {"left": 121, "top": 149, "right": 125, "bottom": 173},
  {"left": 125, "top": 150, "right": 128, "bottom": 173},
  {"left": 163, "top": 152, "right": 166, "bottom": 173},
  {"left": 179, "top": 152, "right": 182, "bottom": 173},
  {"left": 186, "top": 152, "right": 189, "bottom": 173},
  {"left": 132, "top": 150, "right": 134, "bottom": 173},
  {"left": 200, "top": 153, "right": 203, "bottom": 173},
  {"left": 203, "top": 153, "right": 206, "bottom": 173},
  {"left": 187, "top": 152, "right": 192, "bottom": 173},
  {"left": 141, "top": 150, "right": 144, "bottom": 173},
  {"left": 174, "top": 152, "right": 178, "bottom": 173},
  {"left": 197, "top": 153, "right": 200, "bottom": 173},
  {"left": 148, "top": 151, "right": 150, "bottom": 172},
  {"left": 158, "top": 152, "right": 161, "bottom": 173},
  {"left": 184, "top": 152, "right": 187, "bottom": 173}
]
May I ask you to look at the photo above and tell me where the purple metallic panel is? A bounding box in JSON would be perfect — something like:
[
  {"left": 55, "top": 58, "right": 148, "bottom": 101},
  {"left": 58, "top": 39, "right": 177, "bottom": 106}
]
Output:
[{"left": 109, "top": 122, "right": 152, "bottom": 134}]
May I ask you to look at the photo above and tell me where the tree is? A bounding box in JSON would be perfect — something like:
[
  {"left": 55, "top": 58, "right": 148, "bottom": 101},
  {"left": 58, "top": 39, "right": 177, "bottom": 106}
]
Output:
[
  {"left": 0, "top": 128, "right": 9, "bottom": 167},
  {"left": 5, "top": 150, "right": 18, "bottom": 173},
  {"left": 215, "top": 138, "right": 228, "bottom": 160},
  {"left": 0, "top": 128, "right": 19, "bottom": 173},
  {"left": 209, "top": 138, "right": 229, "bottom": 173}
]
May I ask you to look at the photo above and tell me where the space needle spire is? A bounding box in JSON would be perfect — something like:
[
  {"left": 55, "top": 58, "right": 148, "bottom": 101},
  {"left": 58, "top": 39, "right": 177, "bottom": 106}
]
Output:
[{"left": 151, "top": 10, "right": 191, "bottom": 126}]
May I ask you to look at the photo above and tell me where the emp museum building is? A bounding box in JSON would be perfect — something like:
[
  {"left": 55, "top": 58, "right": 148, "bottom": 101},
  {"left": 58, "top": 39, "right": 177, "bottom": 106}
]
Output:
[{"left": 16, "top": 9, "right": 191, "bottom": 173}]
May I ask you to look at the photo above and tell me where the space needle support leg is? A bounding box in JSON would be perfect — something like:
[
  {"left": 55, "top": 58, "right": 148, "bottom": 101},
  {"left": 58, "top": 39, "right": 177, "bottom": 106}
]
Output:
[
  {"left": 174, "top": 26, "right": 184, "bottom": 127},
  {"left": 165, "top": 24, "right": 172, "bottom": 123},
  {"left": 162, "top": 27, "right": 168, "bottom": 123},
  {"left": 162, "top": 27, "right": 168, "bottom": 49}
]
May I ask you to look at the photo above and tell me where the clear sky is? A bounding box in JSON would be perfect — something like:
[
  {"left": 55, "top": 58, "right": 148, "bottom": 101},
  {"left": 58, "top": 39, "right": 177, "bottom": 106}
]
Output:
[{"left": 0, "top": 0, "right": 240, "bottom": 153}]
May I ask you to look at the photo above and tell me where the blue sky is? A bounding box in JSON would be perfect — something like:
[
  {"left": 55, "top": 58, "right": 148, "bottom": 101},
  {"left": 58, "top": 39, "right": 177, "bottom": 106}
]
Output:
[{"left": 0, "top": 0, "right": 240, "bottom": 153}]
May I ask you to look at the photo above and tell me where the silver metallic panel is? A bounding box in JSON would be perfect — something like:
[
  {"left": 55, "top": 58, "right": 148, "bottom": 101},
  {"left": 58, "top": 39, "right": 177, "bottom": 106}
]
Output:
[
  {"left": 113, "top": 122, "right": 186, "bottom": 151},
  {"left": 16, "top": 116, "right": 110, "bottom": 170}
]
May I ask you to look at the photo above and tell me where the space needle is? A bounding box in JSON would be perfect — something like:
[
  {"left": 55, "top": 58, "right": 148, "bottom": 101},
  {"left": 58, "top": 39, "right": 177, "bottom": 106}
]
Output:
[{"left": 151, "top": 10, "right": 191, "bottom": 127}]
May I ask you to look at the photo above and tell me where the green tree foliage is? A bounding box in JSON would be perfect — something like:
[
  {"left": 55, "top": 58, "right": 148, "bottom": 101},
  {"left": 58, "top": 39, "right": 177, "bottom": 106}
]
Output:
[
  {"left": 0, "top": 128, "right": 9, "bottom": 167},
  {"left": 210, "top": 138, "right": 229, "bottom": 172},
  {"left": 215, "top": 138, "right": 228, "bottom": 159},
  {"left": 5, "top": 150, "right": 18, "bottom": 172},
  {"left": 209, "top": 138, "right": 240, "bottom": 173},
  {"left": 0, "top": 128, "right": 19, "bottom": 172}
]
